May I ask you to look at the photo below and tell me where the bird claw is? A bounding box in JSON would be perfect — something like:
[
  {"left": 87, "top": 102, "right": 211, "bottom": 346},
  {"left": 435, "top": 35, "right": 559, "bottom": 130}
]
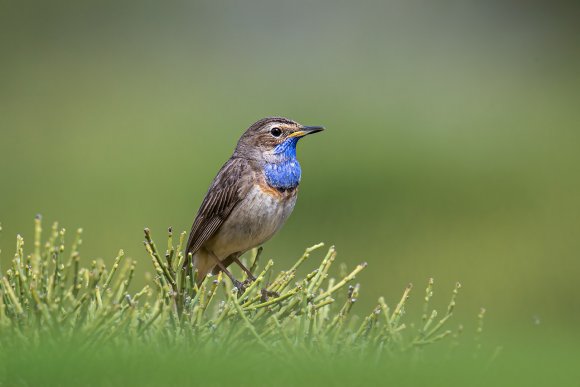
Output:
[
  {"left": 260, "top": 288, "right": 280, "bottom": 302},
  {"left": 233, "top": 280, "right": 247, "bottom": 296},
  {"left": 233, "top": 278, "right": 278, "bottom": 302}
]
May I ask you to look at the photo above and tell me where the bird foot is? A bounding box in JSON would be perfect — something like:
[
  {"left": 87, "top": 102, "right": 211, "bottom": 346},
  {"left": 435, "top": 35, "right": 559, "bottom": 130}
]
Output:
[
  {"left": 233, "top": 280, "right": 248, "bottom": 296},
  {"left": 260, "top": 288, "right": 280, "bottom": 302}
]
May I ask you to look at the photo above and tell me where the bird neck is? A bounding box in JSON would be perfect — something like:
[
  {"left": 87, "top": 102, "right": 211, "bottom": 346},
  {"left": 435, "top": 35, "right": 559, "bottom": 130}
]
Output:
[{"left": 264, "top": 138, "right": 302, "bottom": 190}]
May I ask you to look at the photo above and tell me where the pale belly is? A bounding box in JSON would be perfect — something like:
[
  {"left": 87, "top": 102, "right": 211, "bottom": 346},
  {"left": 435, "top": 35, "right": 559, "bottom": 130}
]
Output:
[{"left": 205, "top": 185, "right": 297, "bottom": 259}]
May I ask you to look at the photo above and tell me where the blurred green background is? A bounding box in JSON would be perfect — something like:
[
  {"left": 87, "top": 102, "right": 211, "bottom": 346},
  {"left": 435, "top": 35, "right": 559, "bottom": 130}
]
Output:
[{"left": 1, "top": 0, "right": 579, "bottom": 343}]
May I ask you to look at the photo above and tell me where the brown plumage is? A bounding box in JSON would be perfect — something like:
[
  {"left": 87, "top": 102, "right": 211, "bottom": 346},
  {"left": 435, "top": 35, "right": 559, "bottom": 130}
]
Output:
[{"left": 184, "top": 117, "right": 323, "bottom": 292}]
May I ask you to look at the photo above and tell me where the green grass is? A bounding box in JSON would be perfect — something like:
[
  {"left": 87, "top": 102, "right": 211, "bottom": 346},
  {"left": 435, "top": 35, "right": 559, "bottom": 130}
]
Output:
[
  {"left": 0, "top": 217, "right": 506, "bottom": 386},
  {"left": 0, "top": 217, "right": 472, "bottom": 351},
  {"left": 0, "top": 218, "right": 578, "bottom": 386}
]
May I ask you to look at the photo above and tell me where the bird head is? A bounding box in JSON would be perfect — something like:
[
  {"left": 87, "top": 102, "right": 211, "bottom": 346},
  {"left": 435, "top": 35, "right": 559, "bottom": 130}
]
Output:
[{"left": 233, "top": 117, "right": 324, "bottom": 162}]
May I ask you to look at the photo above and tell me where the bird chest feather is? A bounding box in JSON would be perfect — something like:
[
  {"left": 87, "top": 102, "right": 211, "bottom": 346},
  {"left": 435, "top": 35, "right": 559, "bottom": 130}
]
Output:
[{"left": 207, "top": 183, "right": 297, "bottom": 259}]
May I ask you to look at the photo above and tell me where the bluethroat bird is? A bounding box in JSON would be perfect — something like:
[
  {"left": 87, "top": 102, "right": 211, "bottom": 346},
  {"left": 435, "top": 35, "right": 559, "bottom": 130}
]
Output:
[{"left": 185, "top": 117, "right": 324, "bottom": 294}]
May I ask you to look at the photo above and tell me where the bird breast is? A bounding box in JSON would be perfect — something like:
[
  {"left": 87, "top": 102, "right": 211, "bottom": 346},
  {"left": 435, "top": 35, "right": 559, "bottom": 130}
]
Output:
[{"left": 206, "top": 182, "right": 298, "bottom": 259}]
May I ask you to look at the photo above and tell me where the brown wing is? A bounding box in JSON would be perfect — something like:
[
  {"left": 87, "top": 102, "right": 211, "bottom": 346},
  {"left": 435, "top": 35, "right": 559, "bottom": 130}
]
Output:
[{"left": 186, "top": 157, "right": 251, "bottom": 256}]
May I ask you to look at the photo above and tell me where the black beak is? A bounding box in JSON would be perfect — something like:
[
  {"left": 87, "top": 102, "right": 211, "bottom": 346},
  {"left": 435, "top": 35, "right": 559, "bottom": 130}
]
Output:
[{"left": 301, "top": 126, "right": 325, "bottom": 135}]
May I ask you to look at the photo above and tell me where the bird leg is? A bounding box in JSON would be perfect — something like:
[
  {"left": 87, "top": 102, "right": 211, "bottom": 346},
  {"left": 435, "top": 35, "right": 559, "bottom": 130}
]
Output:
[
  {"left": 232, "top": 256, "right": 278, "bottom": 301},
  {"left": 232, "top": 257, "right": 280, "bottom": 302},
  {"left": 232, "top": 257, "right": 256, "bottom": 282},
  {"left": 211, "top": 253, "right": 279, "bottom": 300},
  {"left": 209, "top": 254, "right": 246, "bottom": 294}
]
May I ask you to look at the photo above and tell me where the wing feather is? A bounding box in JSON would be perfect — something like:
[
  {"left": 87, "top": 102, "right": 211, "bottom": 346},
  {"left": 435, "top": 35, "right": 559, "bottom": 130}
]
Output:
[{"left": 185, "top": 158, "right": 251, "bottom": 256}]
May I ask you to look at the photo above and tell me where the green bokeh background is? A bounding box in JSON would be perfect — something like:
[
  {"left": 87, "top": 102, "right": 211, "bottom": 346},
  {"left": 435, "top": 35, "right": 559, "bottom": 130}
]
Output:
[{"left": 1, "top": 0, "right": 579, "bottom": 346}]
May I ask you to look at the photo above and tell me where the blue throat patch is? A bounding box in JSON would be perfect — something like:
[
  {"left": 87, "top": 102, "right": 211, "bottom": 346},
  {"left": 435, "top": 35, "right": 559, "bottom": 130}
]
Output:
[{"left": 264, "top": 137, "right": 302, "bottom": 190}]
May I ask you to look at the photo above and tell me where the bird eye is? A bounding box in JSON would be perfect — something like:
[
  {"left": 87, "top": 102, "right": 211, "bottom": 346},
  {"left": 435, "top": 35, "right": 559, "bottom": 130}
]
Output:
[{"left": 270, "top": 127, "right": 282, "bottom": 137}]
